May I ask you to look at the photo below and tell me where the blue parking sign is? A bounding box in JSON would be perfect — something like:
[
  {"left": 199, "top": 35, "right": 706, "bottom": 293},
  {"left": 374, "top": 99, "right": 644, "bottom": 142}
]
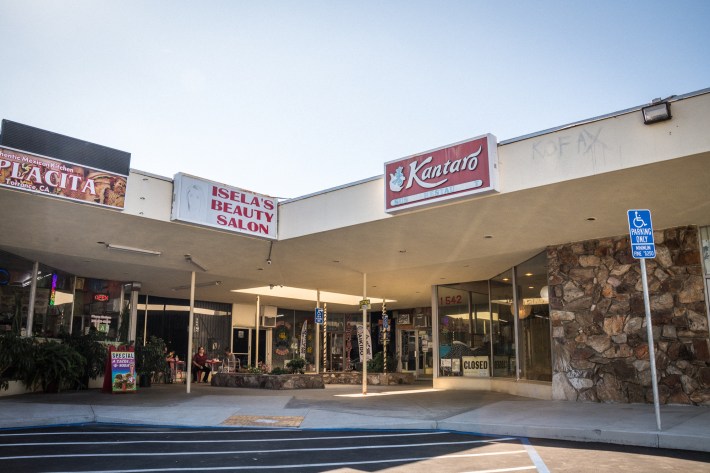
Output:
[
  {"left": 627, "top": 209, "right": 656, "bottom": 259},
  {"left": 315, "top": 308, "right": 324, "bottom": 324}
]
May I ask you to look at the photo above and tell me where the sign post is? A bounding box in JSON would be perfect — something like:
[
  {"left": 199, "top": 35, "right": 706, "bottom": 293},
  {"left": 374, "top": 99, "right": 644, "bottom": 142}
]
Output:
[{"left": 627, "top": 209, "right": 661, "bottom": 431}]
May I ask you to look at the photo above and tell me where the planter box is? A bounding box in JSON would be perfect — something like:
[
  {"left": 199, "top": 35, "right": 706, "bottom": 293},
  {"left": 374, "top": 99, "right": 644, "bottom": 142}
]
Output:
[
  {"left": 321, "top": 372, "right": 415, "bottom": 385},
  {"left": 212, "top": 373, "right": 325, "bottom": 390},
  {"left": 211, "top": 372, "right": 414, "bottom": 390}
]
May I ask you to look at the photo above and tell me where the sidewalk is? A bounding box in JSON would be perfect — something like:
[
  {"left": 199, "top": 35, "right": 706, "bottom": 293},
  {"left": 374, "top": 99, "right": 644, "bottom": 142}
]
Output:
[{"left": 1, "top": 382, "right": 709, "bottom": 453}]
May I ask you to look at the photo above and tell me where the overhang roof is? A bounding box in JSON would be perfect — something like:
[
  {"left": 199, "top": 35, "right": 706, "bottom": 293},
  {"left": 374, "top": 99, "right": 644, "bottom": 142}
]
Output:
[{"left": 2, "top": 91, "right": 709, "bottom": 312}]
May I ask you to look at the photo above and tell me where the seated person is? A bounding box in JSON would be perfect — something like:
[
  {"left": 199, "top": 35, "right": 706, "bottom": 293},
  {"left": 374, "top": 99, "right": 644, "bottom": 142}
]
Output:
[{"left": 192, "top": 346, "right": 211, "bottom": 383}]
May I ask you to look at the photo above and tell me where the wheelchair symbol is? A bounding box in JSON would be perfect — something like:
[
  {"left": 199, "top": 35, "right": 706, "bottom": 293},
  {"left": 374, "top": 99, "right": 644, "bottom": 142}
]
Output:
[{"left": 632, "top": 211, "right": 647, "bottom": 229}]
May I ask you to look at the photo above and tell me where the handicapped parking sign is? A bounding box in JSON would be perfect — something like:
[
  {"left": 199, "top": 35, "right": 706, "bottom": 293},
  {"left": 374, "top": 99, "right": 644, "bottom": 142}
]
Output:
[
  {"left": 314, "top": 308, "right": 324, "bottom": 324},
  {"left": 627, "top": 209, "right": 656, "bottom": 259}
]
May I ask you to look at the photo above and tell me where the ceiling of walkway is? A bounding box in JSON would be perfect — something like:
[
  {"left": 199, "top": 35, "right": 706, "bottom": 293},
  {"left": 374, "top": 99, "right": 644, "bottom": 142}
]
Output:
[{"left": 1, "top": 151, "right": 709, "bottom": 312}]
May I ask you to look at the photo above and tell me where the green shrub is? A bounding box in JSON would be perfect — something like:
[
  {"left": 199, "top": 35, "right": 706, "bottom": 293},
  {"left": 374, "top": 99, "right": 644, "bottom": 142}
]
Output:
[
  {"left": 59, "top": 329, "right": 108, "bottom": 389},
  {"left": 286, "top": 357, "right": 306, "bottom": 374},
  {"left": 135, "top": 336, "right": 168, "bottom": 379},
  {"left": 367, "top": 351, "right": 395, "bottom": 373},
  {"left": 0, "top": 332, "right": 35, "bottom": 390},
  {"left": 24, "top": 340, "right": 86, "bottom": 393},
  {"left": 270, "top": 367, "right": 288, "bottom": 375}
]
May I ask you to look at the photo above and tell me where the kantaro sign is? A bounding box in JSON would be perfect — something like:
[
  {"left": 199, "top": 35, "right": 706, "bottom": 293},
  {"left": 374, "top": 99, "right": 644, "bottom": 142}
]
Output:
[{"left": 384, "top": 134, "right": 499, "bottom": 213}]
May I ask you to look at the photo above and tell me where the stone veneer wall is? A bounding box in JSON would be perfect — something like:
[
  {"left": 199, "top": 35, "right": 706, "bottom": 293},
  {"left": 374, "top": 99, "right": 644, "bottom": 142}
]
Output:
[{"left": 549, "top": 226, "right": 710, "bottom": 405}]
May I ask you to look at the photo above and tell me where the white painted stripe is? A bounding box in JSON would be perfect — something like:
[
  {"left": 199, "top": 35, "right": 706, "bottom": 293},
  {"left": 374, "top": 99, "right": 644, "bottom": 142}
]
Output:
[
  {"left": 520, "top": 437, "right": 550, "bottom": 473},
  {"left": 40, "top": 449, "right": 530, "bottom": 473},
  {"left": 461, "top": 467, "right": 537, "bottom": 473},
  {"left": 0, "top": 438, "right": 519, "bottom": 460},
  {"left": 0, "top": 429, "right": 284, "bottom": 437},
  {"left": 0, "top": 431, "right": 448, "bottom": 446}
]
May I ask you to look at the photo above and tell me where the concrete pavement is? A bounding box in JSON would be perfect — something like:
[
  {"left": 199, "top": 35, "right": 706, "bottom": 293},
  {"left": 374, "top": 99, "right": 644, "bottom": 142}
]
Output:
[{"left": 0, "top": 381, "right": 709, "bottom": 453}]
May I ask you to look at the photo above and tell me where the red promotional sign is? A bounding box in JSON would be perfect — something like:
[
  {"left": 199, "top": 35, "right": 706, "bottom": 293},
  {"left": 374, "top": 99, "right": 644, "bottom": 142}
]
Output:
[
  {"left": 384, "top": 134, "right": 499, "bottom": 213},
  {"left": 0, "top": 146, "right": 128, "bottom": 209},
  {"left": 94, "top": 294, "right": 110, "bottom": 302}
]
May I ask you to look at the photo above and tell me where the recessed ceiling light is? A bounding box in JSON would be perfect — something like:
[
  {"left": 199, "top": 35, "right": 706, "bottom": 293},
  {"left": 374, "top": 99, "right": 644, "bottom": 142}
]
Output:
[
  {"left": 525, "top": 272, "right": 533, "bottom": 277},
  {"left": 332, "top": 260, "right": 340, "bottom": 263},
  {"left": 484, "top": 235, "right": 493, "bottom": 239},
  {"left": 399, "top": 250, "right": 407, "bottom": 253},
  {"left": 502, "top": 277, "right": 510, "bottom": 281},
  {"left": 586, "top": 217, "right": 596, "bottom": 221},
  {"left": 528, "top": 286, "right": 534, "bottom": 289},
  {"left": 257, "top": 267, "right": 264, "bottom": 271}
]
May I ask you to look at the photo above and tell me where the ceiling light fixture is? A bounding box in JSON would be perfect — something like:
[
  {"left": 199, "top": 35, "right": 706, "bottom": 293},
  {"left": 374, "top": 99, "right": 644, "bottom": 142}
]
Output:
[
  {"left": 185, "top": 254, "right": 208, "bottom": 272},
  {"left": 100, "top": 242, "right": 161, "bottom": 256},
  {"left": 642, "top": 100, "right": 672, "bottom": 124},
  {"left": 172, "top": 280, "right": 222, "bottom": 291},
  {"left": 266, "top": 241, "right": 273, "bottom": 265}
]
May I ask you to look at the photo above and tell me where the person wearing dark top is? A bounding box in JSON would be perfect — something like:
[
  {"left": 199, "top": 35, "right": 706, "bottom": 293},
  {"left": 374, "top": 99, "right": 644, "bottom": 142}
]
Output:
[{"left": 192, "top": 346, "right": 211, "bottom": 383}]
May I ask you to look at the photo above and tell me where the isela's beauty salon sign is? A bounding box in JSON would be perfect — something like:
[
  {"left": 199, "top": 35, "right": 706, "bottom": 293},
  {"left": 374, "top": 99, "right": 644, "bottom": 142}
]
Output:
[
  {"left": 171, "top": 173, "right": 278, "bottom": 239},
  {"left": 384, "top": 134, "right": 499, "bottom": 213}
]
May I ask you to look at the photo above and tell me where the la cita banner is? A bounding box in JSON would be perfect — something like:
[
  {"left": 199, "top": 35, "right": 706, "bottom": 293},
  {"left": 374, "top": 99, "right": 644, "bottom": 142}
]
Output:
[{"left": 0, "top": 146, "right": 128, "bottom": 209}]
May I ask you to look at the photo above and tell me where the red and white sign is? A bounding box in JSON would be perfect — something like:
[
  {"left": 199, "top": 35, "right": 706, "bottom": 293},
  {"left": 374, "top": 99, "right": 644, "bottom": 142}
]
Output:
[
  {"left": 0, "top": 146, "right": 128, "bottom": 209},
  {"left": 171, "top": 173, "right": 278, "bottom": 239},
  {"left": 384, "top": 134, "right": 499, "bottom": 213}
]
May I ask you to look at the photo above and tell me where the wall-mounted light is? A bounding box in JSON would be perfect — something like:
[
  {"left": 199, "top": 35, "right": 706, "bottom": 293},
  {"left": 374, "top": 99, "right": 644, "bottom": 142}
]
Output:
[
  {"left": 99, "top": 242, "right": 162, "bottom": 256},
  {"left": 185, "top": 254, "right": 208, "bottom": 272},
  {"left": 642, "top": 100, "right": 672, "bottom": 124}
]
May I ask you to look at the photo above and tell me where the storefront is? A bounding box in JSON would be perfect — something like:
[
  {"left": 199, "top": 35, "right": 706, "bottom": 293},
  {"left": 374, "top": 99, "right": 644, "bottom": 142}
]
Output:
[
  {"left": 435, "top": 251, "right": 550, "bottom": 383},
  {"left": 2, "top": 89, "right": 709, "bottom": 404},
  {"left": 0, "top": 249, "right": 127, "bottom": 339}
]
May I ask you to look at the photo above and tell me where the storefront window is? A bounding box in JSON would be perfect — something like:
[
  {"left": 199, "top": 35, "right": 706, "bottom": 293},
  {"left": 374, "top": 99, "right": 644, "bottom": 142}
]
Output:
[
  {"left": 515, "top": 252, "right": 552, "bottom": 382},
  {"left": 490, "top": 269, "right": 515, "bottom": 378},
  {"left": 0, "top": 249, "right": 34, "bottom": 334},
  {"left": 436, "top": 251, "right": 551, "bottom": 382},
  {"left": 438, "top": 282, "right": 490, "bottom": 377},
  {"left": 34, "top": 265, "right": 74, "bottom": 337},
  {"left": 273, "top": 309, "right": 316, "bottom": 371},
  {"left": 72, "top": 278, "right": 124, "bottom": 338}
]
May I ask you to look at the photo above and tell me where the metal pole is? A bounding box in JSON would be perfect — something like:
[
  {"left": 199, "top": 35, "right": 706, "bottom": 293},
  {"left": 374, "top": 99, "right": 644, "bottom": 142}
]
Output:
[
  {"left": 186, "top": 271, "right": 196, "bottom": 394},
  {"left": 382, "top": 299, "right": 387, "bottom": 375},
  {"left": 26, "top": 261, "right": 39, "bottom": 336},
  {"left": 129, "top": 289, "right": 139, "bottom": 344},
  {"left": 143, "top": 295, "right": 149, "bottom": 345},
  {"left": 362, "top": 273, "right": 367, "bottom": 395},
  {"left": 323, "top": 303, "right": 328, "bottom": 372},
  {"left": 255, "top": 296, "right": 261, "bottom": 369},
  {"left": 641, "top": 259, "right": 662, "bottom": 430},
  {"left": 68, "top": 275, "right": 77, "bottom": 335},
  {"left": 315, "top": 290, "right": 320, "bottom": 374}
]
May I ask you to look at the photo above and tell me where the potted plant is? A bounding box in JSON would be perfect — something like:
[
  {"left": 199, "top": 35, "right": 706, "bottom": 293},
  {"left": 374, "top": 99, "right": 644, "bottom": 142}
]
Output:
[
  {"left": 286, "top": 357, "right": 306, "bottom": 374},
  {"left": 135, "top": 336, "right": 167, "bottom": 387}
]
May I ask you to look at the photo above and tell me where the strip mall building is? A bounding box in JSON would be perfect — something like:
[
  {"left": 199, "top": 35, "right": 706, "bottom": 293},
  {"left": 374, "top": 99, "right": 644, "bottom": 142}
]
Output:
[{"left": 1, "top": 88, "right": 709, "bottom": 405}]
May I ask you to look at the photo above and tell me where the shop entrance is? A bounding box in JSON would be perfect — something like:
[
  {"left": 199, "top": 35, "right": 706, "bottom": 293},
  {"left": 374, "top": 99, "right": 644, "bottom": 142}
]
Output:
[
  {"left": 231, "top": 327, "right": 267, "bottom": 369},
  {"left": 399, "top": 329, "right": 433, "bottom": 377}
]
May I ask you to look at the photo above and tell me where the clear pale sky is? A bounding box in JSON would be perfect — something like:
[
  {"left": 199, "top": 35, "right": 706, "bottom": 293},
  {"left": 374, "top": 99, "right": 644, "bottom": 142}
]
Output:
[{"left": 1, "top": 1, "right": 708, "bottom": 199}]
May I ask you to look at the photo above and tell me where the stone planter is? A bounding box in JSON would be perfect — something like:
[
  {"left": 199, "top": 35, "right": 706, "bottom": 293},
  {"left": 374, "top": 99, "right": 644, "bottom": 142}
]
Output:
[
  {"left": 321, "top": 372, "right": 415, "bottom": 385},
  {"left": 211, "top": 371, "right": 415, "bottom": 389},
  {"left": 211, "top": 373, "right": 325, "bottom": 389}
]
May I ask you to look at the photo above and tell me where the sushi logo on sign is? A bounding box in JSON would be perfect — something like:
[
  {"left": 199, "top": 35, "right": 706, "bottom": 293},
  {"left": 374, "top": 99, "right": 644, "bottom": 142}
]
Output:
[{"left": 384, "top": 134, "right": 499, "bottom": 213}]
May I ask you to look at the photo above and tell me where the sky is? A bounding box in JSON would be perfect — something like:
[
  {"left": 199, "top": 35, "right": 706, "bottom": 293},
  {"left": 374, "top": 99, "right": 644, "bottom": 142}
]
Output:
[{"left": 1, "top": 1, "right": 709, "bottom": 199}]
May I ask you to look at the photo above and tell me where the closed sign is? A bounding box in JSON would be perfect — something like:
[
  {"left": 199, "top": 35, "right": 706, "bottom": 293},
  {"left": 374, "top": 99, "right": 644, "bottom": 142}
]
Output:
[{"left": 462, "top": 356, "right": 490, "bottom": 378}]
